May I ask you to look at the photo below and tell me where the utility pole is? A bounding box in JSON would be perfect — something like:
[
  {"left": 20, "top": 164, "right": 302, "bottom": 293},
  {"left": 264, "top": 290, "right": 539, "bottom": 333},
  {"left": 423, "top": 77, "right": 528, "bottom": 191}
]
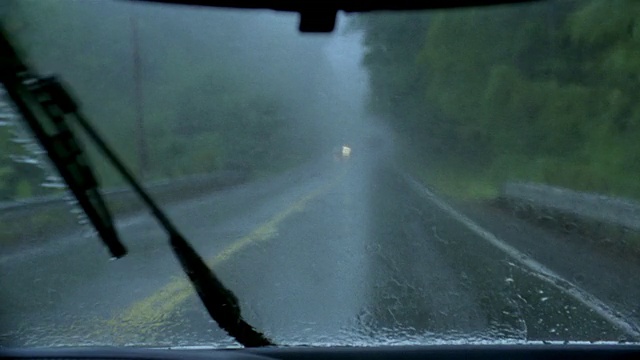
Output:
[{"left": 131, "top": 10, "right": 147, "bottom": 179}]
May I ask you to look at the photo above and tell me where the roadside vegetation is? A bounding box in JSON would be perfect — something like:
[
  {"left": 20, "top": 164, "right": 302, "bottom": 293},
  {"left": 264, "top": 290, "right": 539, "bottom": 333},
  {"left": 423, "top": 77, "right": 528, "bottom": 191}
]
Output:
[{"left": 357, "top": 0, "right": 640, "bottom": 201}]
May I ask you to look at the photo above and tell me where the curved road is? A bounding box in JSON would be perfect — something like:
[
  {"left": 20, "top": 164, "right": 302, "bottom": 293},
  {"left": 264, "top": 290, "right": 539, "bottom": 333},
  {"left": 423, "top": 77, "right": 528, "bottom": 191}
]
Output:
[{"left": 1, "top": 151, "right": 639, "bottom": 347}]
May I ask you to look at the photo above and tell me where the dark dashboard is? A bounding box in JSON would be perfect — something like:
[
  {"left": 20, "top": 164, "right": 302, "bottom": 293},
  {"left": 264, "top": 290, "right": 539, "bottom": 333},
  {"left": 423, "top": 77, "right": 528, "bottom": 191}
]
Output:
[{"left": 3, "top": 345, "right": 640, "bottom": 360}]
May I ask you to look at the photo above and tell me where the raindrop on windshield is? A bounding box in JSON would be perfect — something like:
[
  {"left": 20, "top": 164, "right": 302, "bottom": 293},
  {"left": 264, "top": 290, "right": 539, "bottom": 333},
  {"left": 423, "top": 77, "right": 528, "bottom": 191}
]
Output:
[
  {"left": 41, "top": 175, "right": 67, "bottom": 189},
  {"left": 9, "top": 154, "right": 40, "bottom": 165}
]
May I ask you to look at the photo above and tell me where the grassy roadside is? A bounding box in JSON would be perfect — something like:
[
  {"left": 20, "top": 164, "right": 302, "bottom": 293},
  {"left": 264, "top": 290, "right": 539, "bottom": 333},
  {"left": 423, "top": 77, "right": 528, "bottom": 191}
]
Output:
[
  {"left": 0, "top": 155, "right": 314, "bottom": 251},
  {"left": 411, "top": 162, "right": 498, "bottom": 201},
  {"left": 396, "top": 142, "right": 500, "bottom": 202},
  {"left": 396, "top": 146, "right": 640, "bottom": 259},
  {"left": 0, "top": 171, "right": 249, "bottom": 250}
]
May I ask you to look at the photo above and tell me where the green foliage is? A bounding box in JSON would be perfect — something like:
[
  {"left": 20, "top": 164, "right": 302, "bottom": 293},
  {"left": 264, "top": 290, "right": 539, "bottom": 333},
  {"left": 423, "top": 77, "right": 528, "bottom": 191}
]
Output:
[
  {"left": 0, "top": 165, "right": 12, "bottom": 196},
  {"left": 358, "top": 0, "right": 640, "bottom": 200},
  {"left": 14, "top": 179, "right": 32, "bottom": 198}
]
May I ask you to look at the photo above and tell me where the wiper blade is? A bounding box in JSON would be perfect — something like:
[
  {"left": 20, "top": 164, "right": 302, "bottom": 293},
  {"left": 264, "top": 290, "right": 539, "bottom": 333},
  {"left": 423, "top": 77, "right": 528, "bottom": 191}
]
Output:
[
  {"left": 0, "top": 26, "right": 272, "bottom": 347},
  {"left": 170, "top": 232, "right": 273, "bottom": 346}
]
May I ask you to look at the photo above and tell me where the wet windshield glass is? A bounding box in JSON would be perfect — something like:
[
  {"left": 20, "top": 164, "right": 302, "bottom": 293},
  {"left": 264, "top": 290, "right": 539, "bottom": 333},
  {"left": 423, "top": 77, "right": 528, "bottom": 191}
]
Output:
[{"left": 1, "top": 0, "right": 640, "bottom": 348}]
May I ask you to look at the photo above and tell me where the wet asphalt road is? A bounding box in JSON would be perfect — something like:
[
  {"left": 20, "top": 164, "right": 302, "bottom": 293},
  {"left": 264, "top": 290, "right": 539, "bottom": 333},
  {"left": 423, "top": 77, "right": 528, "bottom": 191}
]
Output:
[{"left": 1, "top": 153, "right": 639, "bottom": 347}]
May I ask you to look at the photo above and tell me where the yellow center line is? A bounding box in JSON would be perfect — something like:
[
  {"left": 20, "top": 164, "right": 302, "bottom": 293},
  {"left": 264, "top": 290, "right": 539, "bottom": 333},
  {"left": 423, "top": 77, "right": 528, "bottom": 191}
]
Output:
[{"left": 106, "top": 167, "right": 346, "bottom": 336}]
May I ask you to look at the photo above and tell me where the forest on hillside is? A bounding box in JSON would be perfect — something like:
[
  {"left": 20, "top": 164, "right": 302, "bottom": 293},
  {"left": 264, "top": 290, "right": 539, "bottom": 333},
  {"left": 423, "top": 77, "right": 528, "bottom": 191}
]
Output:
[{"left": 357, "top": 0, "right": 640, "bottom": 199}]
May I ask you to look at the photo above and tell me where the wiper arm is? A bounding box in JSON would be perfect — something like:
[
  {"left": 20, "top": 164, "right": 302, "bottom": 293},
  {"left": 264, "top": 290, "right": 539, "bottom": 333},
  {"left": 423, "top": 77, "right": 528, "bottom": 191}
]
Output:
[
  {"left": 0, "top": 26, "right": 273, "bottom": 347},
  {"left": 58, "top": 79, "right": 273, "bottom": 347},
  {"left": 0, "top": 32, "right": 125, "bottom": 258}
]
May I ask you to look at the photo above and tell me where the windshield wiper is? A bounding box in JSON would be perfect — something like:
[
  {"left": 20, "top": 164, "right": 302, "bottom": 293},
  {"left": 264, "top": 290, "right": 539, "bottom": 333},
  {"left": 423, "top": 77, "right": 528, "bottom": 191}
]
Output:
[{"left": 0, "top": 26, "right": 273, "bottom": 348}]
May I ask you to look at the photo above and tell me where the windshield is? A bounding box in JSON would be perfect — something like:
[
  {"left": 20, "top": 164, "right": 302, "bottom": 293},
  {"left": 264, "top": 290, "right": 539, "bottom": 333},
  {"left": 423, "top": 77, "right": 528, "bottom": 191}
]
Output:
[{"left": 1, "top": 0, "right": 640, "bottom": 348}]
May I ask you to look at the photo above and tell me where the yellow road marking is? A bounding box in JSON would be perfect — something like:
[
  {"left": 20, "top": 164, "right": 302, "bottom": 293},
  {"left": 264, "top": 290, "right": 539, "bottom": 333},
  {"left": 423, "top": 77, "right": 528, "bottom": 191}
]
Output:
[{"left": 107, "top": 168, "right": 346, "bottom": 336}]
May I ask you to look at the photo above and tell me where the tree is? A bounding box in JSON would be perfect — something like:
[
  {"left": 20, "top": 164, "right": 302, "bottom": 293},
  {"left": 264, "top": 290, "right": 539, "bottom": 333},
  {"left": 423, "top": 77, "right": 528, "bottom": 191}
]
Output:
[{"left": 358, "top": 0, "right": 640, "bottom": 199}]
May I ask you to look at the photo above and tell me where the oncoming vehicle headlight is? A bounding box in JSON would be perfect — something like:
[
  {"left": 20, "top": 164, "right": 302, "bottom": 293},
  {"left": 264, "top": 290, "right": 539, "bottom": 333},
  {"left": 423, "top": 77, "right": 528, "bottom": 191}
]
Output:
[{"left": 342, "top": 145, "right": 351, "bottom": 157}]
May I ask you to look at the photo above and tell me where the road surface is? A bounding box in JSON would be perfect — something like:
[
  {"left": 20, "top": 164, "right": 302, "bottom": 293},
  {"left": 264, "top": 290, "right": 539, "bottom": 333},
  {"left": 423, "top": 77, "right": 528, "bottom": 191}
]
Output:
[{"left": 1, "top": 152, "right": 639, "bottom": 347}]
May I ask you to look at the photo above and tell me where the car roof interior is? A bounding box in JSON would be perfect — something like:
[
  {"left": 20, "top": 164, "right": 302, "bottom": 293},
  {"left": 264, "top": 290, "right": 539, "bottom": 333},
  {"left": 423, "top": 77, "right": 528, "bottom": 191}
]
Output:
[{"left": 133, "top": 0, "right": 539, "bottom": 32}]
